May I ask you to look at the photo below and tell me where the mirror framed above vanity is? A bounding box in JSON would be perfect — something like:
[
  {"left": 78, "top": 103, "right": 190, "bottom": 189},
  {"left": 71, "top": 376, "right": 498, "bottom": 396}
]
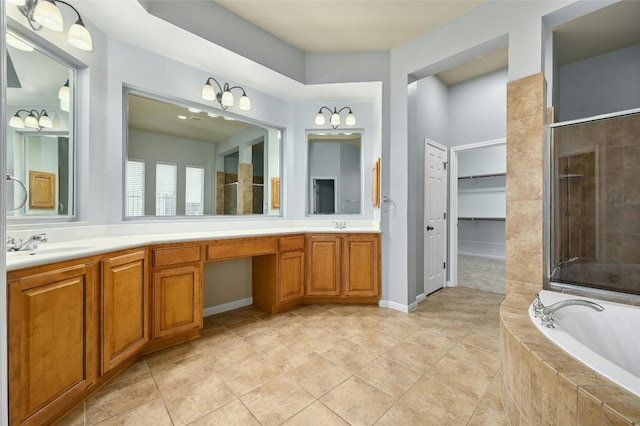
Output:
[
  {"left": 306, "top": 130, "right": 363, "bottom": 216},
  {"left": 123, "top": 90, "right": 283, "bottom": 219},
  {"left": 5, "top": 29, "right": 77, "bottom": 221}
]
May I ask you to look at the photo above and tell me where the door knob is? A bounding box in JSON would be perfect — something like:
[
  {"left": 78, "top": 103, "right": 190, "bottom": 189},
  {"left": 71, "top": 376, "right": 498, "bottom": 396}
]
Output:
[{"left": 426, "top": 226, "right": 434, "bottom": 231}]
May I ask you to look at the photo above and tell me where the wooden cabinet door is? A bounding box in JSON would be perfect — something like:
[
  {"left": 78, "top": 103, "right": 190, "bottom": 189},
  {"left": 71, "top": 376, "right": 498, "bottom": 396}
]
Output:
[
  {"left": 102, "top": 250, "right": 148, "bottom": 374},
  {"left": 278, "top": 251, "right": 304, "bottom": 303},
  {"left": 306, "top": 236, "right": 341, "bottom": 296},
  {"left": 152, "top": 265, "right": 203, "bottom": 339},
  {"left": 9, "top": 263, "right": 98, "bottom": 426},
  {"left": 343, "top": 235, "right": 380, "bottom": 297}
]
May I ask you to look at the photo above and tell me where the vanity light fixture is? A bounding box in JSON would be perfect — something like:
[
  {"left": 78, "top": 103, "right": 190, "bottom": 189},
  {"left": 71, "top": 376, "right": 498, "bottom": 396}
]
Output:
[
  {"left": 201, "top": 77, "right": 251, "bottom": 111},
  {"left": 9, "top": 109, "right": 54, "bottom": 131},
  {"left": 315, "top": 106, "right": 356, "bottom": 129},
  {"left": 14, "top": 0, "right": 93, "bottom": 51},
  {"left": 58, "top": 79, "right": 70, "bottom": 111}
]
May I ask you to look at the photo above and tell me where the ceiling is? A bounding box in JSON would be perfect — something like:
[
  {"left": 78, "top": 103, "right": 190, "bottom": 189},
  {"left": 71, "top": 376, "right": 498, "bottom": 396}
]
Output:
[
  {"left": 127, "top": 94, "right": 261, "bottom": 144},
  {"left": 214, "top": 0, "right": 485, "bottom": 53}
]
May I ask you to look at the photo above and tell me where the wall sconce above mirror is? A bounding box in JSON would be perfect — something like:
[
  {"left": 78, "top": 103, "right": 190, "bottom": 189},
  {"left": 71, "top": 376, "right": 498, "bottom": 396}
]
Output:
[
  {"left": 6, "top": 31, "right": 76, "bottom": 219},
  {"left": 8, "top": 0, "right": 93, "bottom": 51},
  {"left": 9, "top": 108, "right": 54, "bottom": 130},
  {"left": 315, "top": 106, "right": 356, "bottom": 129},
  {"left": 201, "top": 77, "right": 251, "bottom": 111},
  {"left": 125, "top": 92, "right": 281, "bottom": 218}
]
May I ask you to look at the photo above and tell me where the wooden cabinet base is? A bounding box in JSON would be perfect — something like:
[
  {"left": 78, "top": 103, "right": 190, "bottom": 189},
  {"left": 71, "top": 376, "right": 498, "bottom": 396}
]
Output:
[{"left": 302, "top": 297, "right": 379, "bottom": 305}]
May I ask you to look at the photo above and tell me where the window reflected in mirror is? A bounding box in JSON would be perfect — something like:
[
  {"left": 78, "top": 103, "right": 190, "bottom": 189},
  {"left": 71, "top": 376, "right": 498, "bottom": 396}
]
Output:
[
  {"left": 6, "top": 31, "right": 75, "bottom": 218},
  {"left": 307, "top": 132, "right": 362, "bottom": 215},
  {"left": 125, "top": 93, "right": 282, "bottom": 218}
]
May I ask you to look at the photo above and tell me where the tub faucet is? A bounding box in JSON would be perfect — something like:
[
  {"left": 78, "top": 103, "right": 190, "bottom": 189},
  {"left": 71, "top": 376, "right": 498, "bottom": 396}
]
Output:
[
  {"left": 534, "top": 293, "right": 604, "bottom": 328},
  {"left": 6, "top": 233, "right": 48, "bottom": 252}
]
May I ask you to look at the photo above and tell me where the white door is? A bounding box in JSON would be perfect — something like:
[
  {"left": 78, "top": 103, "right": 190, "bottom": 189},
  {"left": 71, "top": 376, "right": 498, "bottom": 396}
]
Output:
[{"left": 424, "top": 140, "right": 448, "bottom": 296}]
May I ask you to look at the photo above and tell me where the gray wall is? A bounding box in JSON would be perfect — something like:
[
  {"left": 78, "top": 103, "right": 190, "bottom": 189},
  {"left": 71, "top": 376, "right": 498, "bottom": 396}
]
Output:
[
  {"left": 558, "top": 43, "right": 640, "bottom": 121},
  {"left": 408, "top": 69, "right": 507, "bottom": 296},
  {"left": 128, "top": 129, "right": 216, "bottom": 215}
]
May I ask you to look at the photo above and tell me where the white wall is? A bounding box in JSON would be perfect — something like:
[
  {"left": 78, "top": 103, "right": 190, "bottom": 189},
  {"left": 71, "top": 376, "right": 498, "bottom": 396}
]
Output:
[{"left": 558, "top": 43, "right": 640, "bottom": 121}]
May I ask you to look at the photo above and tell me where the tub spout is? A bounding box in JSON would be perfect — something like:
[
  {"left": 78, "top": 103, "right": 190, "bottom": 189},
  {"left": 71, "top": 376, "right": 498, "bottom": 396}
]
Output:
[{"left": 534, "top": 293, "right": 604, "bottom": 328}]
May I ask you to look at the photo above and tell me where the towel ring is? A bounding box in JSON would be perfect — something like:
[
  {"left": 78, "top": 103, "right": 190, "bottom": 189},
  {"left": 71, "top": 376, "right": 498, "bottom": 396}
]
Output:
[{"left": 6, "top": 174, "right": 28, "bottom": 212}]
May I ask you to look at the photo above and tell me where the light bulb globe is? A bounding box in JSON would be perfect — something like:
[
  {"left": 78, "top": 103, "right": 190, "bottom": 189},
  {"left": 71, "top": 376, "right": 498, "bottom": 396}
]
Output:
[
  {"left": 221, "top": 90, "right": 234, "bottom": 107},
  {"left": 345, "top": 112, "right": 356, "bottom": 126},
  {"left": 315, "top": 112, "right": 325, "bottom": 126},
  {"left": 33, "top": 0, "right": 64, "bottom": 32},
  {"left": 68, "top": 21, "right": 93, "bottom": 51},
  {"left": 238, "top": 95, "right": 251, "bottom": 111},
  {"left": 202, "top": 83, "right": 216, "bottom": 101},
  {"left": 9, "top": 115, "right": 25, "bottom": 129},
  {"left": 24, "top": 114, "right": 39, "bottom": 129},
  {"left": 330, "top": 113, "right": 340, "bottom": 128}
]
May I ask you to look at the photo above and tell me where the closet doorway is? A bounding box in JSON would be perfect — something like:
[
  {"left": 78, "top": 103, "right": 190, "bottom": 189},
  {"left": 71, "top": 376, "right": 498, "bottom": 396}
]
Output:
[
  {"left": 424, "top": 140, "right": 448, "bottom": 296},
  {"left": 449, "top": 139, "right": 506, "bottom": 294}
]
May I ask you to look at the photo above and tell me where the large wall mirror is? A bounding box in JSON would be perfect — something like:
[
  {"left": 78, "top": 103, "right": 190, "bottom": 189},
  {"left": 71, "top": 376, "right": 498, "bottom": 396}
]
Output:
[
  {"left": 6, "top": 31, "right": 75, "bottom": 218},
  {"left": 307, "top": 132, "right": 362, "bottom": 215},
  {"left": 125, "top": 92, "right": 282, "bottom": 218}
]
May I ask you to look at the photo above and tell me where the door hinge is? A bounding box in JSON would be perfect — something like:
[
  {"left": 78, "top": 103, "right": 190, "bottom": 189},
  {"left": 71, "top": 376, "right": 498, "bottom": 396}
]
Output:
[
  {"left": 443, "top": 161, "right": 448, "bottom": 170},
  {"left": 443, "top": 262, "right": 446, "bottom": 269},
  {"left": 443, "top": 212, "right": 446, "bottom": 219}
]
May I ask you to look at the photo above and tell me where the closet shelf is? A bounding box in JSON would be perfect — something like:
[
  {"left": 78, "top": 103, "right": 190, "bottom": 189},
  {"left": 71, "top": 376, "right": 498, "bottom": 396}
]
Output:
[
  {"left": 458, "top": 217, "right": 505, "bottom": 221},
  {"left": 458, "top": 172, "right": 506, "bottom": 180}
]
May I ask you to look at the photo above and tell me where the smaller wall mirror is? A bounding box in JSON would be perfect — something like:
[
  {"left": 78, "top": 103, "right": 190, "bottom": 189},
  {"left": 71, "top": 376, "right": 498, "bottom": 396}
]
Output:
[
  {"left": 307, "top": 132, "right": 362, "bottom": 215},
  {"left": 125, "top": 92, "right": 282, "bottom": 218},
  {"left": 6, "top": 31, "right": 75, "bottom": 218}
]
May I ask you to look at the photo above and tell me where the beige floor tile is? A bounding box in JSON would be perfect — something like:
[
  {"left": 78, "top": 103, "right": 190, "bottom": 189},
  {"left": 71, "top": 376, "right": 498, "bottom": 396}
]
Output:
[
  {"left": 162, "top": 374, "right": 236, "bottom": 425},
  {"left": 444, "top": 342, "right": 501, "bottom": 377},
  {"left": 92, "top": 398, "right": 172, "bottom": 426},
  {"left": 187, "top": 400, "right": 260, "bottom": 426},
  {"left": 86, "top": 374, "right": 159, "bottom": 425},
  {"left": 144, "top": 342, "right": 199, "bottom": 369},
  {"left": 320, "top": 339, "right": 378, "bottom": 373},
  {"left": 283, "top": 401, "right": 349, "bottom": 425},
  {"left": 401, "top": 376, "right": 478, "bottom": 425},
  {"left": 368, "top": 318, "right": 423, "bottom": 340},
  {"left": 383, "top": 341, "right": 443, "bottom": 374},
  {"left": 404, "top": 328, "right": 456, "bottom": 355},
  {"left": 287, "top": 354, "right": 352, "bottom": 398},
  {"left": 227, "top": 317, "right": 272, "bottom": 338},
  {"left": 259, "top": 338, "right": 319, "bottom": 372},
  {"left": 150, "top": 353, "right": 217, "bottom": 395},
  {"left": 242, "top": 327, "right": 285, "bottom": 352},
  {"left": 424, "top": 356, "right": 494, "bottom": 404},
  {"left": 321, "top": 376, "right": 395, "bottom": 425},
  {"left": 218, "top": 353, "right": 283, "bottom": 396},
  {"left": 346, "top": 327, "right": 402, "bottom": 354},
  {"left": 111, "top": 358, "right": 151, "bottom": 385},
  {"left": 467, "top": 403, "right": 510, "bottom": 426},
  {"left": 241, "top": 376, "right": 315, "bottom": 425},
  {"left": 202, "top": 338, "right": 258, "bottom": 367},
  {"left": 374, "top": 402, "right": 432, "bottom": 425},
  {"left": 356, "top": 356, "right": 422, "bottom": 398},
  {"left": 461, "top": 327, "right": 502, "bottom": 354},
  {"left": 57, "top": 403, "right": 84, "bottom": 426}
]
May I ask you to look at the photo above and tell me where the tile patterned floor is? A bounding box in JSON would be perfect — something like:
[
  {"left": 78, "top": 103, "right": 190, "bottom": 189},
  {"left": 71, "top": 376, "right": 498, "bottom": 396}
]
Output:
[
  {"left": 60, "top": 287, "right": 507, "bottom": 425},
  {"left": 457, "top": 254, "right": 506, "bottom": 295}
]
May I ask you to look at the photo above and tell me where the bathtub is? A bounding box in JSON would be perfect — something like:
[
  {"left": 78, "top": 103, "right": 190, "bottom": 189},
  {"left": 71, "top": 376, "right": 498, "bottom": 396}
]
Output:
[{"left": 529, "top": 290, "right": 640, "bottom": 397}]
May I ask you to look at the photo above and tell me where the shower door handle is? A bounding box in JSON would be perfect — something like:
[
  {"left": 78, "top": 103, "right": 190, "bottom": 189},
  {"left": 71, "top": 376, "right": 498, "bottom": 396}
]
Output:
[{"left": 426, "top": 226, "right": 434, "bottom": 231}]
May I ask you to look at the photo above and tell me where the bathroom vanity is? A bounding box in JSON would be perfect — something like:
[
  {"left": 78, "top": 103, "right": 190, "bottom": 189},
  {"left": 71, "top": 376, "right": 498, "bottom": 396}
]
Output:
[{"left": 6, "top": 230, "right": 380, "bottom": 426}]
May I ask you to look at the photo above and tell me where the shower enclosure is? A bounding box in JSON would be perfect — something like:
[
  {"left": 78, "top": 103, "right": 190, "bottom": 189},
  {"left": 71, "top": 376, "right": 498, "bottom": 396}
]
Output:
[{"left": 550, "top": 111, "right": 640, "bottom": 295}]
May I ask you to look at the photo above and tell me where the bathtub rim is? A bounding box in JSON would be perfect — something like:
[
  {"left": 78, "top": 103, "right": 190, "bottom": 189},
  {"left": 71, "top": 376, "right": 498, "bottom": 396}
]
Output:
[{"left": 530, "top": 289, "right": 640, "bottom": 398}]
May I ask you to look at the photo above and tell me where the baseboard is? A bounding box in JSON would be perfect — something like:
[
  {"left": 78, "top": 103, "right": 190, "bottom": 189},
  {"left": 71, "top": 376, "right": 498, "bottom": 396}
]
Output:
[
  {"left": 203, "top": 297, "right": 253, "bottom": 317},
  {"left": 379, "top": 299, "right": 415, "bottom": 313},
  {"left": 416, "top": 293, "right": 426, "bottom": 302}
]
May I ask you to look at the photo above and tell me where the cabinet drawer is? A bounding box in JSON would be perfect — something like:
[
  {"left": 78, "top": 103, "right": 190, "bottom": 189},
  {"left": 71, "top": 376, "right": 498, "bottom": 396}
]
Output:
[
  {"left": 279, "top": 236, "right": 305, "bottom": 252},
  {"left": 207, "top": 239, "right": 277, "bottom": 260},
  {"left": 153, "top": 245, "right": 201, "bottom": 267}
]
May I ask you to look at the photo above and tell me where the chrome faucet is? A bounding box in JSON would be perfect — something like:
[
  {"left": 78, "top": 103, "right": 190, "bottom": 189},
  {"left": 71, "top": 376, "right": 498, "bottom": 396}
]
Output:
[
  {"left": 533, "top": 293, "right": 604, "bottom": 328},
  {"left": 333, "top": 221, "right": 347, "bottom": 230},
  {"left": 6, "top": 233, "right": 48, "bottom": 252}
]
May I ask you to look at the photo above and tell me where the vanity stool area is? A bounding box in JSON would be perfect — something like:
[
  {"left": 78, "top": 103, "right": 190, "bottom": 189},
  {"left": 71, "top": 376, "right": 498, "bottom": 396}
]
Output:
[{"left": 6, "top": 231, "right": 380, "bottom": 426}]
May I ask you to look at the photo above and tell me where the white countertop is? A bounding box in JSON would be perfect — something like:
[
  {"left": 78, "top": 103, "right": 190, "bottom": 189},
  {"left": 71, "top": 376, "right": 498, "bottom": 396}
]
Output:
[{"left": 6, "top": 226, "right": 381, "bottom": 271}]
